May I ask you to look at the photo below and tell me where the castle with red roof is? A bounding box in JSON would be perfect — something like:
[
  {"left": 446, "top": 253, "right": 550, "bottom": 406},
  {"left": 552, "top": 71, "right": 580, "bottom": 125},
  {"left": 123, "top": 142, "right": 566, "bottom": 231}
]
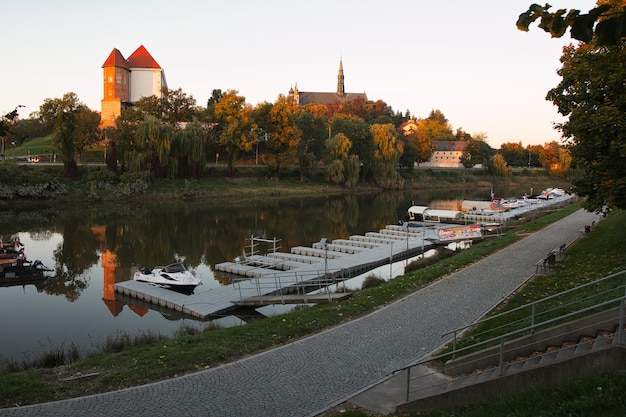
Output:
[{"left": 100, "top": 45, "right": 167, "bottom": 127}]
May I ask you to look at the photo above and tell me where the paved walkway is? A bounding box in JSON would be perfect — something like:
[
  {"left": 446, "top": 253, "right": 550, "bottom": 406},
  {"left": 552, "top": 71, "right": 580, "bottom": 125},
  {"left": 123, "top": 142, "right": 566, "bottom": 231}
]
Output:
[{"left": 0, "top": 209, "right": 602, "bottom": 417}]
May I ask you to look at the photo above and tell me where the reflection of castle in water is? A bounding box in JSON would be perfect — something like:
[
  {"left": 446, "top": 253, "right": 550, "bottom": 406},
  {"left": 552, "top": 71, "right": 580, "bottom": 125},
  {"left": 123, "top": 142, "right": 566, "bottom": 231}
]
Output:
[
  {"left": 101, "top": 249, "right": 148, "bottom": 318},
  {"left": 90, "top": 224, "right": 148, "bottom": 318}
]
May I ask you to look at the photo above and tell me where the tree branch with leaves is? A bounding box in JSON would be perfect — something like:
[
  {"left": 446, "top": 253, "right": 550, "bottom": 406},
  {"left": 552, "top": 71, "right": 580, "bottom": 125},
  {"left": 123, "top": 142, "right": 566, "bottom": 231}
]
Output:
[{"left": 517, "top": 2, "right": 626, "bottom": 45}]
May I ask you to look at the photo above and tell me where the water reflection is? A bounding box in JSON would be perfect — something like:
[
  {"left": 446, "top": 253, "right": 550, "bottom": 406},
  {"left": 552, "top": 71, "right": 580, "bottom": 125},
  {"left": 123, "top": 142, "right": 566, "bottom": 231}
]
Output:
[{"left": 1, "top": 187, "right": 509, "bottom": 361}]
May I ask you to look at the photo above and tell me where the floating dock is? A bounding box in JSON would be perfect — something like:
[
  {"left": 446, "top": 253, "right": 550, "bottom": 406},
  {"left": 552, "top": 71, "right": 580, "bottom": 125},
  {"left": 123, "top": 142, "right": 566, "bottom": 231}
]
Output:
[
  {"left": 114, "top": 193, "right": 576, "bottom": 321},
  {"left": 115, "top": 223, "right": 445, "bottom": 320}
]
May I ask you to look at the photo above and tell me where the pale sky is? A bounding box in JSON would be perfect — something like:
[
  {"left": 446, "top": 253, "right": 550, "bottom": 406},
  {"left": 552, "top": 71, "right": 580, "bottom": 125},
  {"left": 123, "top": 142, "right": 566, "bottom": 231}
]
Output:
[{"left": 2, "top": 0, "right": 596, "bottom": 148}]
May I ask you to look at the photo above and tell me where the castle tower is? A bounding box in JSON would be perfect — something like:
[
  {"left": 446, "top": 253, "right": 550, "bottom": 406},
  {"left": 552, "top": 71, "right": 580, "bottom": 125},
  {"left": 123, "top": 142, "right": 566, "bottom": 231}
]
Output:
[
  {"left": 336, "top": 58, "right": 345, "bottom": 97},
  {"left": 126, "top": 45, "right": 167, "bottom": 103},
  {"left": 100, "top": 45, "right": 167, "bottom": 128},
  {"left": 100, "top": 48, "right": 131, "bottom": 128}
]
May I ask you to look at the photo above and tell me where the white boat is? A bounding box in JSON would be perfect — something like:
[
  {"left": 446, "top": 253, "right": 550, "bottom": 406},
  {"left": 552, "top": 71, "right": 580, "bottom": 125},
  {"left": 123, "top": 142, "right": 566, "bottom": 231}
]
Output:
[
  {"left": 133, "top": 262, "right": 201, "bottom": 292},
  {"left": 537, "top": 187, "right": 567, "bottom": 200},
  {"left": 407, "top": 206, "right": 464, "bottom": 223},
  {"left": 460, "top": 200, "right": 507, "bottom": 214}
]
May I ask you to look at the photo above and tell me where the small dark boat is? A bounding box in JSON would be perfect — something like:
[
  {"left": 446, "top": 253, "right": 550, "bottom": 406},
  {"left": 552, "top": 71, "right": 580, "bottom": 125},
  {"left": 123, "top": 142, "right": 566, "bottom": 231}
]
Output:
[{"left": 0, "top": 260, "right": 53, "bottom": 287}]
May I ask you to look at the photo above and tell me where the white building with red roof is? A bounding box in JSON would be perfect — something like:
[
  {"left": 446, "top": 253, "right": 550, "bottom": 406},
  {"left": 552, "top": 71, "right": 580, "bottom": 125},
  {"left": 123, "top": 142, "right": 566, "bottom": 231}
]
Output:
[{"left": 100, "top": 45, "right": 167, "bottom": 127}]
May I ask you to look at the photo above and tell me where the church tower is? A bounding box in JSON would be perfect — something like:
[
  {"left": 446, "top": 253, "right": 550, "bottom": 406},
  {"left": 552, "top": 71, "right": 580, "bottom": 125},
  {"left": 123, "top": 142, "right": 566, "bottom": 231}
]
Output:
[{"left": 336, "top": 58, "right": 345, "bottom": 97}]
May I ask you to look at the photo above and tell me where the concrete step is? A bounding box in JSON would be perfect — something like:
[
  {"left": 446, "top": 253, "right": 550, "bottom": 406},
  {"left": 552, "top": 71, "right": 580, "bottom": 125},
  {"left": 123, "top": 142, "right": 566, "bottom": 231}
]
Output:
[
  {"left": 574, "top": 336, "right": 595, "bottom": 354},
  {"left": 592, "top": 331, "right": 614, "bottom": 350},
  {"left": 412, "top": 327, "right": 622, "bottom": 408},
  {"left": 554, "top": 342, "right": 577, "bottom": 361},
  {"left": 473, "top": 366, "right": 498, "bottom": 382},
  {"left": 520, "top": 352, "right": 543, "bottom": 369},
  {"left": 537, "top": 346, "right": 560, "bottom": 365}
]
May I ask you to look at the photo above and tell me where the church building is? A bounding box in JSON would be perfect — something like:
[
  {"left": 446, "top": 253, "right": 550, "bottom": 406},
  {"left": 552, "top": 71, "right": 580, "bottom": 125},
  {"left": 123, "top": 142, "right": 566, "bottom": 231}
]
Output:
[
  {"left": 100, "top": 45, "right": 168, "bottom": 127},
  {"left": 288, "top": 59, "right": 367, "bottom": 105}
]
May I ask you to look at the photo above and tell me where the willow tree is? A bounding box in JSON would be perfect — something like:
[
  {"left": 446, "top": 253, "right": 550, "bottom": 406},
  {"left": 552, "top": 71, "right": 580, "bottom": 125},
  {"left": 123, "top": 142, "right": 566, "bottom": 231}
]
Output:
[
  {"left": 370, "top": 123, "right": 403, "bottom": 188},
  {"left": 329, "top": 114, "right": 372, "bottom": 177},
  {"left": 214, "top": 90, "right": 255, "bottom": 175},
  {"left": 324, "top": 133, "right": 353, "bottom": 184},
  {"left": 129, "top": 115, "right": 173, "bottom": 178},
  {"left": 172, "top": 120, "right": 206, "bottom": 179},
  {"left": 491, "top": 153, "right": 512, "bottom": 178}
]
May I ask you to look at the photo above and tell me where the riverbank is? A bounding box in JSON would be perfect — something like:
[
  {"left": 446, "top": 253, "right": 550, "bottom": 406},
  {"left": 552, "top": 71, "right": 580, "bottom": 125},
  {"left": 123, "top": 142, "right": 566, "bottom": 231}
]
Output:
[{"left": 0, "top": 162, "right": 571, "bottom": 202}]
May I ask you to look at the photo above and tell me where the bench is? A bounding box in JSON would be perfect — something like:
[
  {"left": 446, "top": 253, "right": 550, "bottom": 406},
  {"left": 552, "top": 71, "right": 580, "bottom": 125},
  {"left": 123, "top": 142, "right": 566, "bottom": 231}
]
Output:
[
  {"left": 535, "top": 258, "right": 549, "bottom": 274},
  {"left": 535, "top": 243, "right": 567, "bottom": 274},
  {"left": 580, "top": 222, "right": 595, "bottom": 237},
  {"left": 551, "top": 243, "right": 567, "bottom": 260}
]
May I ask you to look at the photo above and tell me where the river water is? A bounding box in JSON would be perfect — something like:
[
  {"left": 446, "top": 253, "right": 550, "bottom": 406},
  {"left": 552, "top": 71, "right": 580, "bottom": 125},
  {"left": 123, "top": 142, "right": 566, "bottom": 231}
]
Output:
[{"left": 0, "top": 185, "right": 530, "bottom": 362}]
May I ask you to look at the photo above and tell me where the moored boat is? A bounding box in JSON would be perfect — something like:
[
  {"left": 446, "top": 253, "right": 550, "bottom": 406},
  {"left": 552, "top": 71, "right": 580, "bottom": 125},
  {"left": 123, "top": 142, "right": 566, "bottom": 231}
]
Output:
[
  {"left": 0, "top": 260, "right": 53, "bottom": 286},
  {"left": 133, "top": 262, "right": 202, "bottom": 292}
]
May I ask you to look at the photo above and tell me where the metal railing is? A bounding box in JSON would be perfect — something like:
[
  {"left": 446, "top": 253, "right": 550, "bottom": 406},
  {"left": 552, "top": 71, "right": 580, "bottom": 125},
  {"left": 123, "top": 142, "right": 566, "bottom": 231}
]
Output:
[
  {"left": 444, "top": 270, "right": 626, "bottom": 357},
  {"left": 230, "top": 266, "right": 354, "bottom": 304},
  {"left": 399, "top": 269, "right": 626, "bottom": 404}
]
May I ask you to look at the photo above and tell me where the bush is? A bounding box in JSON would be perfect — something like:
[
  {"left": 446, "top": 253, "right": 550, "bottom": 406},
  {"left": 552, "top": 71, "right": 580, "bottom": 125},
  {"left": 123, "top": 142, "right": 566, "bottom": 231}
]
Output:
[
  {"left": 361, "top": 274, "right": 385, "bottom": 289},
  {"left": 404, "top": 247, "right": 454, "bottom": 273}
]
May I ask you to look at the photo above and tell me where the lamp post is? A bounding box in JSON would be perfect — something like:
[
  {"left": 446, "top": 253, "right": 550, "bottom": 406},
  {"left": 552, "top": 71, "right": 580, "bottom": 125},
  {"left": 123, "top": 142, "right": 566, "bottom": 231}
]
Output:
[{"left": 389, "top": 241, "right": 394, "bottom": 279}]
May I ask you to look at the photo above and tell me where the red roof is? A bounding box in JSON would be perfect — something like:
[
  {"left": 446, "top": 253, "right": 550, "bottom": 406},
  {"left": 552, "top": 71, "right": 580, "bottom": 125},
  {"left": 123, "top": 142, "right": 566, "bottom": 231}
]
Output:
[
  {"left": 102, "top": 48, "right": 129, "bottom": 69},
  {"left": 127, "top": 45, "right": 161, "bottom": 69}
]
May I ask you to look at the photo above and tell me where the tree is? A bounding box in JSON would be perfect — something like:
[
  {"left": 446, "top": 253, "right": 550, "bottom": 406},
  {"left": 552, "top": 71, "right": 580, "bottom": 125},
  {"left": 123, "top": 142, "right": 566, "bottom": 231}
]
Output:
[
  {"left": 517, "top": 2, "right": 626, "bottom": 45},
  {"left": 500, "top": 142, "right": 527, "bottom": 167},
  {"left": 1, "top": 106, "right": 25, "bottom": 157},
  {"left": 38, "top": 93, "right": 101, "bottom": 178},
  {"left": 410, "top": 110, "right": 454, "bottom": 165},
  {"left": 491, "top": 153, "right": 512, "bottom": 178},
  {"left": 329, "top": 114, "right": 373, "bottom": 177},
  {"left": 370, "top": 123, "right": 403, "bottom": 188},
  {"left": 106, "top": 113, "right": 137, "bottom": 172},
  {"left": 214, "top": 90, "right": 255, "bottom": 175},
  {"left": 539, "top": 141, "right": 560, "bottom": 172},
  {"left": 547, "top": 40, "right": 626, "bottom": 210},
  {"left": 519, "top": 1, "right": 626, "bottom": 210},
  {"left": 324, "top": 133, "right": 354, "bottom": 185},
  {"left": 1, "top": 106, "right": 24, "bottom": 137},
  {"left": 461, "top": 139, "right": 480, "bottom": 169},
  {"left": 527, "top": 144, "right": 544, "bottom": 168},
  {"left": 296, "top": 108, "right": 328, "bottom": 182},
  {"left": 267, "top": 95, "right": 302, "bottom": 177},
  {"left": 10, "top": 117, "right": 52, "bottom": 147},
  {"left": 128, "top": 115, "right": 174, "bottom": 178},
  {"left": 172, "top": 120, "right": 207, "bottom": 178},
  {"left": 132, "top": 88, "right": 199, "bottom": 127}
]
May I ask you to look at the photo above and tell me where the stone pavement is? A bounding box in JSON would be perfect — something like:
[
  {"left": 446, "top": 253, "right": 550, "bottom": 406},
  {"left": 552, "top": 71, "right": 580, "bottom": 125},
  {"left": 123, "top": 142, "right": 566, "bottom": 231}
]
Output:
[{"left": 0, "top": 209, "right": 602, "bottom": 417}]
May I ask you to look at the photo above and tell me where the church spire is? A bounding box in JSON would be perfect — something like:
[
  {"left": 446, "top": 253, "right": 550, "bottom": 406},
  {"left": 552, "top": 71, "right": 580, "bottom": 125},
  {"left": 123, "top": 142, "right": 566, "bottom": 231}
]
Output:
[{"left": 337, "top": 58, "right": 345, "bottom": 96}]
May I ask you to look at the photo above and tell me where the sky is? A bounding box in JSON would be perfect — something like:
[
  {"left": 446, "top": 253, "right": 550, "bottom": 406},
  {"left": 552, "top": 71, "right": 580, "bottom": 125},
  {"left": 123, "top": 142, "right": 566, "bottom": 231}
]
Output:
[{"left": 1, "top": 0, "right": 597, "bottom": 148}]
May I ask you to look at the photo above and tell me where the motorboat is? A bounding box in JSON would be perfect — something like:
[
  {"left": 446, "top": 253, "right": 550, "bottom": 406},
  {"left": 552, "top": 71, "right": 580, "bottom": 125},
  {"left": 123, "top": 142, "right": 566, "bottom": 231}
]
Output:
[
  {"left": 133, "top": 262, "right": 201, "bottom": 292},
  {"left": 0, "top": 260, "right": 53, "bottom": 286}
]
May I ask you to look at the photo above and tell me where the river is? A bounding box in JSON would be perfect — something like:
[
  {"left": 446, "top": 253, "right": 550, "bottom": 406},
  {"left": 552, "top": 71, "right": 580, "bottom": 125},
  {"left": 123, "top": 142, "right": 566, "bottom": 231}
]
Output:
[{"left": 0, "top": 185, "right": 533, "bottom": 363}]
